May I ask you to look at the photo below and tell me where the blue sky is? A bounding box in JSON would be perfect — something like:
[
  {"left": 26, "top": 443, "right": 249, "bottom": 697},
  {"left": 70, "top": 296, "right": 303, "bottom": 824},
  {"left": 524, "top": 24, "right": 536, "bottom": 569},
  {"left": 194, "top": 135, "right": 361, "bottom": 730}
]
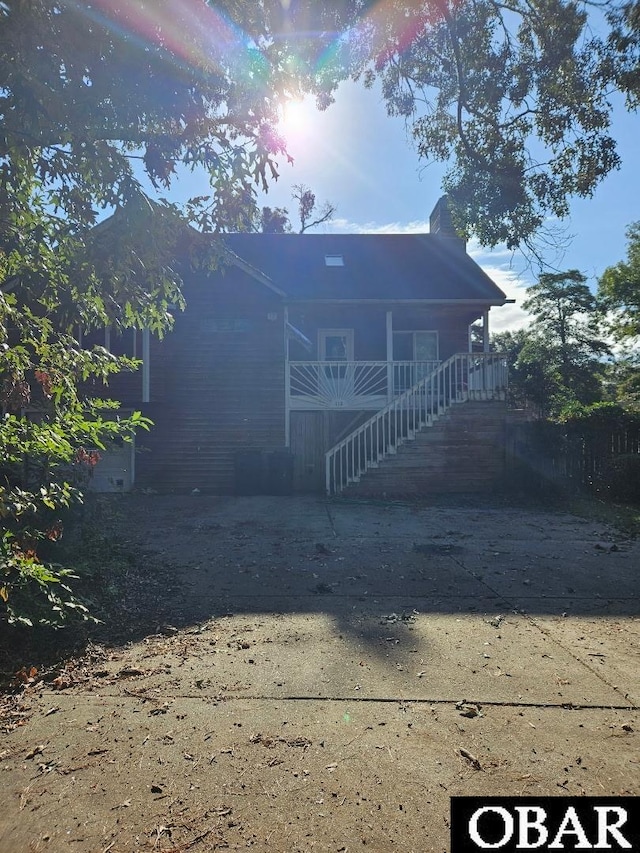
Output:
[
  {"left": 161, "top": 74, "right": 637, "bottom": 335},
  {"left": 246, "top": 80, "right": 639, "bottom": 334}
]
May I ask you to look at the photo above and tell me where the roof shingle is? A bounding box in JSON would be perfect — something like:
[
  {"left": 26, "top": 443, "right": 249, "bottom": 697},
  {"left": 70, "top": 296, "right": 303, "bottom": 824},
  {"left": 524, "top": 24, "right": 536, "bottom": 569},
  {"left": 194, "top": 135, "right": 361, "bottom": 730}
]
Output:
[{"left": 223, "top": 233, "right": 507, "bottom": 304}]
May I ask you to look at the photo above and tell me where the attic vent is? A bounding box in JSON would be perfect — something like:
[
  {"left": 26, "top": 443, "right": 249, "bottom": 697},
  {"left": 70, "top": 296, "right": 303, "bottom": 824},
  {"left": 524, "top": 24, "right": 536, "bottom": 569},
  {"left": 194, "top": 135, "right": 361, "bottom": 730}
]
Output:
[{"left": 324, "top": 254, "right": 344, "bottom": 267}]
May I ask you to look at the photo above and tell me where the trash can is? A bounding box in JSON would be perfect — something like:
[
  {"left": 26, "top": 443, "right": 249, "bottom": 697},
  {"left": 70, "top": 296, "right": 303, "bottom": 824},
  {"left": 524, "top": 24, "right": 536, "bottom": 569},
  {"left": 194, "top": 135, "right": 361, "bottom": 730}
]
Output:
[
  {"left": 234, "top": 449, "right": 267, "bottom": 495},
  {"left": 266, "top": 450, "right": 294, "bottom": 495}
]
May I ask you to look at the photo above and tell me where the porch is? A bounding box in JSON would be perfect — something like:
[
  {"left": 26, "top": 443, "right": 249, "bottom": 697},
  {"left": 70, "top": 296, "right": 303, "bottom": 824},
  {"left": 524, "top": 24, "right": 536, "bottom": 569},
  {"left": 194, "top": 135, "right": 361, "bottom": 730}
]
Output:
[
  {"left": 288, "top": 360, "right": 441, "bottom": 411},
  {"left": 288, "top": 354, "right": 508, "bottom": 412}
]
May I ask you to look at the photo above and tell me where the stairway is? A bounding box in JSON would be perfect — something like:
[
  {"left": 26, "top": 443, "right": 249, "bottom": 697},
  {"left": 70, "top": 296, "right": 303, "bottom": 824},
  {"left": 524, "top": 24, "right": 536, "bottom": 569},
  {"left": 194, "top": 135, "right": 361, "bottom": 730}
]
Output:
[
  {"left": 324, "top": 353, "right": 508, "bottom": 496},
  {"left": 343, "top": 400, "right": 508, "bottom": 497}
]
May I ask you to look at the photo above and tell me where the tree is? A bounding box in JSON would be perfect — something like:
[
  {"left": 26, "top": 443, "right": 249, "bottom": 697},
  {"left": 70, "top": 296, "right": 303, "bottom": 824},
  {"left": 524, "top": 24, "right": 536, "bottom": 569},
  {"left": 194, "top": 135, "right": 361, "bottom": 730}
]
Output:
[
  {"left": 0, "top": 0, "right": 345, "bottom": 625},
  {"left": 521, "top": 271, "right": 610, "bottom": 412},
  {"left": 292, "top": 184, "right": 337, "bottom": 233},
  {"left": 255, "top": 186, "right": 336, "bottom": 233},
  {"left": 493, "top": 328, "right": 563, "bottom": 417},
  {"left": 598, "top": 221, "right": 640, "bottom": 344},
  {"left": 258, "top": 207, "right": 293, "bottom": 233},
  {"left": 607, "top": 0, "right": 640, "bottom": 108},
  {"left": 341, "top": 0, "right": 627, "bottom": 250}
]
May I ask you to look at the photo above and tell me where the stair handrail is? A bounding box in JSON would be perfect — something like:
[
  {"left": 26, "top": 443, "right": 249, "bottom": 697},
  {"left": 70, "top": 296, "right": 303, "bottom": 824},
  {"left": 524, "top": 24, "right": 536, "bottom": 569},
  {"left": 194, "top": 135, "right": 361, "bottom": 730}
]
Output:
[{"left": 325, "top": 352, "right": 508, "bottom": 495}]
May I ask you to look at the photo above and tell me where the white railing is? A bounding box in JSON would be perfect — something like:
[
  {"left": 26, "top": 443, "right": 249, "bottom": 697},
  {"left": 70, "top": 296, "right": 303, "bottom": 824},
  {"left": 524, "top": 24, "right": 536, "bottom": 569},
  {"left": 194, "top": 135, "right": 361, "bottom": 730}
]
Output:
[
  {"left": 325, "top": 353, "right": 508, "bottom": 495},
  {"left": 289, "top": 361, "right": 440, "bottom": 410}
]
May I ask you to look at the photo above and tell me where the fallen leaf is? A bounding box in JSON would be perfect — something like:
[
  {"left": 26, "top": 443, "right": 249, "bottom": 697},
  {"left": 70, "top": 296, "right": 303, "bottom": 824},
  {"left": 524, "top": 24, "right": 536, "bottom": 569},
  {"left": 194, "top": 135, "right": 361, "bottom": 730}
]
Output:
[{"left": 458, "top": 747, "right": 483, "bottom": 771}]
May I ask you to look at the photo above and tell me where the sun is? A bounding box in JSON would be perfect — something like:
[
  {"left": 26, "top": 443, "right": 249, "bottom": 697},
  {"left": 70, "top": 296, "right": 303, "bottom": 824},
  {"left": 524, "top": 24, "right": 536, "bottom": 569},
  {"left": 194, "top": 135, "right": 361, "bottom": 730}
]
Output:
[{"left": 278, "top": 97, "right": 315, "bottom": 150}]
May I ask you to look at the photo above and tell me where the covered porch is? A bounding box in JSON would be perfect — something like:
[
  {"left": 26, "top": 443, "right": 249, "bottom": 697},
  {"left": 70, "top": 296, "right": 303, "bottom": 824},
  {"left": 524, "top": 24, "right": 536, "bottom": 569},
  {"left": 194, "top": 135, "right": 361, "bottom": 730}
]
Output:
[{"left": 285, "top": 305, "right": 495, "bottom": 413}]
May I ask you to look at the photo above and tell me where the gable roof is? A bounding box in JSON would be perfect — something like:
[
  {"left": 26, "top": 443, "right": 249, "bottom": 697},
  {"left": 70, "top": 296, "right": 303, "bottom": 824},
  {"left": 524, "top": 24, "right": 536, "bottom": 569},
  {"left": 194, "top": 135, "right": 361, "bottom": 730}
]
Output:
[{"left": 223, "top": 233, "right": 508, "bottom": 305}]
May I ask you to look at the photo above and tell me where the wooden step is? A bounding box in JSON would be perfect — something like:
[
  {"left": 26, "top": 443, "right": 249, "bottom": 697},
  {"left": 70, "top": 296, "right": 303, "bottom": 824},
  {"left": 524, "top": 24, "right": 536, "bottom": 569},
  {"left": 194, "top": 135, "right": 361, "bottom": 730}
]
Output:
[{"left": 344, "top": 400, "right": 508, "bottom": 496}]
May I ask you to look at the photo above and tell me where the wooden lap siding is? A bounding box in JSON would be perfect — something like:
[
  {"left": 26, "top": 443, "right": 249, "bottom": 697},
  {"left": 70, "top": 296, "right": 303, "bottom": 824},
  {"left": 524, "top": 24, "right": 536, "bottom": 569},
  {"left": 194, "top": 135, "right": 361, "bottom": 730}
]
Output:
[
  {"left": 288, "top": 305, "right": 479, "bottom": 362},
  {"left": 291, "top": 411, "right": 370, "bottom": 492},
  {"left": 134, "top": 269, "right": 286, "bottom": 493}
]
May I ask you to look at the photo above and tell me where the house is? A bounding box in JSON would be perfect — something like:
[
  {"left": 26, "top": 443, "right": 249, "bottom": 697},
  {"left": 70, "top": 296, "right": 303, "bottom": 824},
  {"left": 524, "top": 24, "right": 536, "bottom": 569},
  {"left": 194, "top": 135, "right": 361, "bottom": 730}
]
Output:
[{"left": 92, "top": 198, "right": 513, "bottom": 496}]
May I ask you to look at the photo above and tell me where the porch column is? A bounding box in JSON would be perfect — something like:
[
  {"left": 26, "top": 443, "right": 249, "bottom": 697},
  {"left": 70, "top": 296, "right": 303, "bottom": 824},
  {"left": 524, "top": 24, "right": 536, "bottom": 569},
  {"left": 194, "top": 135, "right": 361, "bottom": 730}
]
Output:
[
  {"left": 284, "top": 307, "right": 290, "bottom": 447},
  {"left": 386, "top": 310, "right": 393, "bottom": 401},
  {"left": 142, "top": 328, "right": 150, "bottom": 403},
  {"left": 483, "top": 309, "right": 490, "bottom": 353}
]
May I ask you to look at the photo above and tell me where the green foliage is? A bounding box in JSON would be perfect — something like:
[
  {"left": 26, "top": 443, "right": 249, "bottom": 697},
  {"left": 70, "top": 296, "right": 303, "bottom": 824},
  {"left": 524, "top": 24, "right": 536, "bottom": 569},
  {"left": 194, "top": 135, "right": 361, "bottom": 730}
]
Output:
[
  {"left": 493, "top": 270, "right": 609, "bottom": 418},
  {"left": 1, "top": 0, "right": 636, "bottom": 624},
  {"left": 292, "top": 184, "right": 337, "bottom": 233},
  {"left": 349, "top": 0, "right": 624, "bottom": 249},
  {"left": 0, "top": 529, "right": 93, "bottom": 628},
  {"left": 602, "top": 359, "right": 640, "bottom": 411},
  {"left": 506, "top": 271, "right": 608, "bottom": 416},
  {"left": 598, "top": 221, "right": 640, "bottom": 344},
  {"left": 259, "top": 207, "right": 293, "bottom": 234},
  {"left": 1, "top": 0, "right": 345, "bottom": 626},
  {"left": 607, "top": 0, "right": 640, "bottom": 108}
]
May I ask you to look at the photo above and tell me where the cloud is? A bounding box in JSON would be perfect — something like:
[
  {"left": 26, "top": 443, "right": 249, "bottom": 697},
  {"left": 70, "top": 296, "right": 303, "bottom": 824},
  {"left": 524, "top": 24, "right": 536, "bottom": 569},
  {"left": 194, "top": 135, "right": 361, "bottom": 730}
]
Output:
[{"left": 327, "top": 217, "right": 432, "bottom": 235}]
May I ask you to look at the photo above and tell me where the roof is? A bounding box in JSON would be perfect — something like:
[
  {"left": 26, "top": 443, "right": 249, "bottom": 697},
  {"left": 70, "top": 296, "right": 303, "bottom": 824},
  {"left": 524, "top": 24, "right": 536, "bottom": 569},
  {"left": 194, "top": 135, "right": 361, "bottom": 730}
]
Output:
[{"left": 222, "top": 233, "right": 508, "bottom": 304}]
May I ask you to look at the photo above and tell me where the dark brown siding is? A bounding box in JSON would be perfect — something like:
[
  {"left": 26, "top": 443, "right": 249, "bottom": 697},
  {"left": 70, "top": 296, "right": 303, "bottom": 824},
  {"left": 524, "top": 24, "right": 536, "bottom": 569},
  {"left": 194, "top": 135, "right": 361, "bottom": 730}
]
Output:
[
  {"left": 134, "top": 267, "right": 286, "bottom": 492},
  {"left": 290, "top": 411, "right": 370, "bottom": 492},
  {"left": 288, "top": 305, "right": 482, "bottom": 362}
]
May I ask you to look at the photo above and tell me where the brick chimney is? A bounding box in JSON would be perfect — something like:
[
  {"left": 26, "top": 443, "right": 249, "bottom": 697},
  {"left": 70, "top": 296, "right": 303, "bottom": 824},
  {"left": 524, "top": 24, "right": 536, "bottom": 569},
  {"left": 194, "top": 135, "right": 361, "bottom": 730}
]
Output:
[{"left": 429, "top": 196, "right": 466, "bottom": 251}]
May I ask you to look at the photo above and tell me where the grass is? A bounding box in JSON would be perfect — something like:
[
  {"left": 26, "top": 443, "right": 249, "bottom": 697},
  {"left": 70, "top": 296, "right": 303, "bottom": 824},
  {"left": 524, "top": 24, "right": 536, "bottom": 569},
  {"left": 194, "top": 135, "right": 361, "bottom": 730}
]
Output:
[{"left": 567, "top": 494, "right": 640, "bottom": 536}]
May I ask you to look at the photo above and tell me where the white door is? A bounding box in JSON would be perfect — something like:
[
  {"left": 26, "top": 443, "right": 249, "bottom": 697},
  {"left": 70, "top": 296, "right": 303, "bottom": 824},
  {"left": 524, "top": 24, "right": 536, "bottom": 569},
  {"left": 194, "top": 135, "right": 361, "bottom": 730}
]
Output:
[{"left": 318, "top": 329, "right": 354, "bottom": 405}]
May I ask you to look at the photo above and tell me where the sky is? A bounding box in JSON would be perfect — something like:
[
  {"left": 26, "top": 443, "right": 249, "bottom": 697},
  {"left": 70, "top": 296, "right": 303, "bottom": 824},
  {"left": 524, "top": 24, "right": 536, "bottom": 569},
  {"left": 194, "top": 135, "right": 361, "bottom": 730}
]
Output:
[{"left": 240, "top": 79, "right": 638, "bottom": 335}]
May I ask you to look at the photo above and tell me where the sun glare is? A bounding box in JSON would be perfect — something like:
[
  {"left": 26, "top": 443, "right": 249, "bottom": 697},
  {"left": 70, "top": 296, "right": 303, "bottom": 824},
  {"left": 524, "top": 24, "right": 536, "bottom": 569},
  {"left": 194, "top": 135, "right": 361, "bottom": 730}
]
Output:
[{"left": 279, "top": 98, "right": 314, "bottom": 149}]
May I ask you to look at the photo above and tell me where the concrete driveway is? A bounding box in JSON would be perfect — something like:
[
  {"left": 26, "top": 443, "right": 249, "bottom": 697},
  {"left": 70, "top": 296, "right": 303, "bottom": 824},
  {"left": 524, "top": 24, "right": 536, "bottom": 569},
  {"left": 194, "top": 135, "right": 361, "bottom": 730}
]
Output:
[{"left": 1, "top": 495, "right": 638, "bottom": 852}]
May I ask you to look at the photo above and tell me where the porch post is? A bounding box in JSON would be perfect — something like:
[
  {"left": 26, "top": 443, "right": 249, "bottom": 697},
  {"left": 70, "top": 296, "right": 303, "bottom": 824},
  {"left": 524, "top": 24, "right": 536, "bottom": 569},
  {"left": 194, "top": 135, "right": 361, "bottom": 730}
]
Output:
[
  {"left": 386, "top": 310, "right": 393, "bottom": 401},
  {"left": 142, "top": 328, "right": 150, "bottom": 403},
  {"left": 483, "top": 309, "right": 490, "bottom": 353},
  {"left": 284, "top": 307, "right": 290, "bottom": 447}
]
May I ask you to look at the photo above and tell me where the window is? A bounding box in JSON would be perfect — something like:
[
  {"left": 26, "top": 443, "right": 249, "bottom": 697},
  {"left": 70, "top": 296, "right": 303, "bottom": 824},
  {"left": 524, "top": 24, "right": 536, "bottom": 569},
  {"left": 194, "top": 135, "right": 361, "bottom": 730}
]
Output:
[
  {"left": 324, "top": 254, "right": 344, "bottom": 267},
  {"left": 209, "top": 319, "right": 252, "bottom": 332},
  {"left": 319, "top": 329, "right": 353, "bottom": 361},
  {"left": 393, "top": 331, "right": 439, "bottom": 362},
  {"left": 392, "top": 331, "right": 439, "bottom": 392}
]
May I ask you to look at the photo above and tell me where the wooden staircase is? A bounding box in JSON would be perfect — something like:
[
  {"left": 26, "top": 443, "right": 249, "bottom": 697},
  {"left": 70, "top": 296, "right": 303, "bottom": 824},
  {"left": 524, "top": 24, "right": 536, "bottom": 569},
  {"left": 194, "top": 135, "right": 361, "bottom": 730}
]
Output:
[
  {"left": 325, "top": 353, "right": 508, "bottom": 496},
  {"left": 343, "top": 401, "right": 508, "bottom": 496}
]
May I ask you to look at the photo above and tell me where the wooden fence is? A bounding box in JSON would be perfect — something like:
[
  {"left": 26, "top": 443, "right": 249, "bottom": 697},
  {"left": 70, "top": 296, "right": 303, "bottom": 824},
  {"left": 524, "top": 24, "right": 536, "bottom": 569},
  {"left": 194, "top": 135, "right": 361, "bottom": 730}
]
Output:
[{"left": 506, "top": 419, "right": 640, "bottom": 500}]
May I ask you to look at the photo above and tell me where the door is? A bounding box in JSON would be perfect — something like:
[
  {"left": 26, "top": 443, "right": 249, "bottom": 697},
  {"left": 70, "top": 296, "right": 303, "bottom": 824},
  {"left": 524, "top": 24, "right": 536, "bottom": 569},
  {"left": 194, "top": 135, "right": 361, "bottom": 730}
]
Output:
[{"left": 318, "top": 329, "right": 354, "bottom": 405}]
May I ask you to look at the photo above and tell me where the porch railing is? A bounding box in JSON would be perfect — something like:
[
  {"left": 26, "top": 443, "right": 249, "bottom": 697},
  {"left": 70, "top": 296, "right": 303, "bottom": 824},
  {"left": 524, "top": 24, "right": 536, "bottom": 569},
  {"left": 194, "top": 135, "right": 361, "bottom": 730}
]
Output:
[
  {"left": 325, "top": 352, "right": 508, "bottom": 495},
  {"left": 289, "top": 360, "right": 440, "bottom": 410}
]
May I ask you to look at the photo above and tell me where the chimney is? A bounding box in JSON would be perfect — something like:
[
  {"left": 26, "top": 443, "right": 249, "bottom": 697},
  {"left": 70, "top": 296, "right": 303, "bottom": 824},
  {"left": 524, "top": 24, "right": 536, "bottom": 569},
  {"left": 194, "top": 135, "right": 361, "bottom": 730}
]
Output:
[{"left": 429, "top": 196, "right": 466, "bottom": 251}]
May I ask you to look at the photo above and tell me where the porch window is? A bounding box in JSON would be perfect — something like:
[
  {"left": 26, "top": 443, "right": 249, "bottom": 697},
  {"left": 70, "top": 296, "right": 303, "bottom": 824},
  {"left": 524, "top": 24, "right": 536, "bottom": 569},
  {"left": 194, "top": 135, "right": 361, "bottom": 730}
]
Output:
[{"left": 392, "top": 330, "right": 439, "bottom": 361}]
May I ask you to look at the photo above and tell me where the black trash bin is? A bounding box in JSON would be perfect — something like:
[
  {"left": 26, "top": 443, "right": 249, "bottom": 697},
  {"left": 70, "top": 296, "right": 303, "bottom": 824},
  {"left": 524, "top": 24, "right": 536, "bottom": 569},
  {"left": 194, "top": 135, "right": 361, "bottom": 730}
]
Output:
[
  {"left": 266, "top": 450, "right": 294, "bottom": 495},
  {"left": 234, "top": 449, "right": 267, "bottom": 495}
]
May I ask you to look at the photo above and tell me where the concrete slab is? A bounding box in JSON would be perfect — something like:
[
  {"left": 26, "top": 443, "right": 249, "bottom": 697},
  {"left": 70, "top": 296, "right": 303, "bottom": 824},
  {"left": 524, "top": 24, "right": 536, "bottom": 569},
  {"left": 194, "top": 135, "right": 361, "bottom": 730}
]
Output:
[
  {"left": 1, "top": 494, "right": 639, "bottom": 853},
  {"left": 2, "top": 695, "right": 638, "bottom": 853}
]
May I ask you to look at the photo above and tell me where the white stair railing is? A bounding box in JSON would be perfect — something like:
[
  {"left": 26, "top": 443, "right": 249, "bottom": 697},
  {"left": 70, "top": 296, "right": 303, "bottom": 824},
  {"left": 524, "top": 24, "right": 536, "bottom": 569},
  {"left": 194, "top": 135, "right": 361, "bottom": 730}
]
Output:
[{"left": 325, "top": 352, "right": 508, "bottom": 495}]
